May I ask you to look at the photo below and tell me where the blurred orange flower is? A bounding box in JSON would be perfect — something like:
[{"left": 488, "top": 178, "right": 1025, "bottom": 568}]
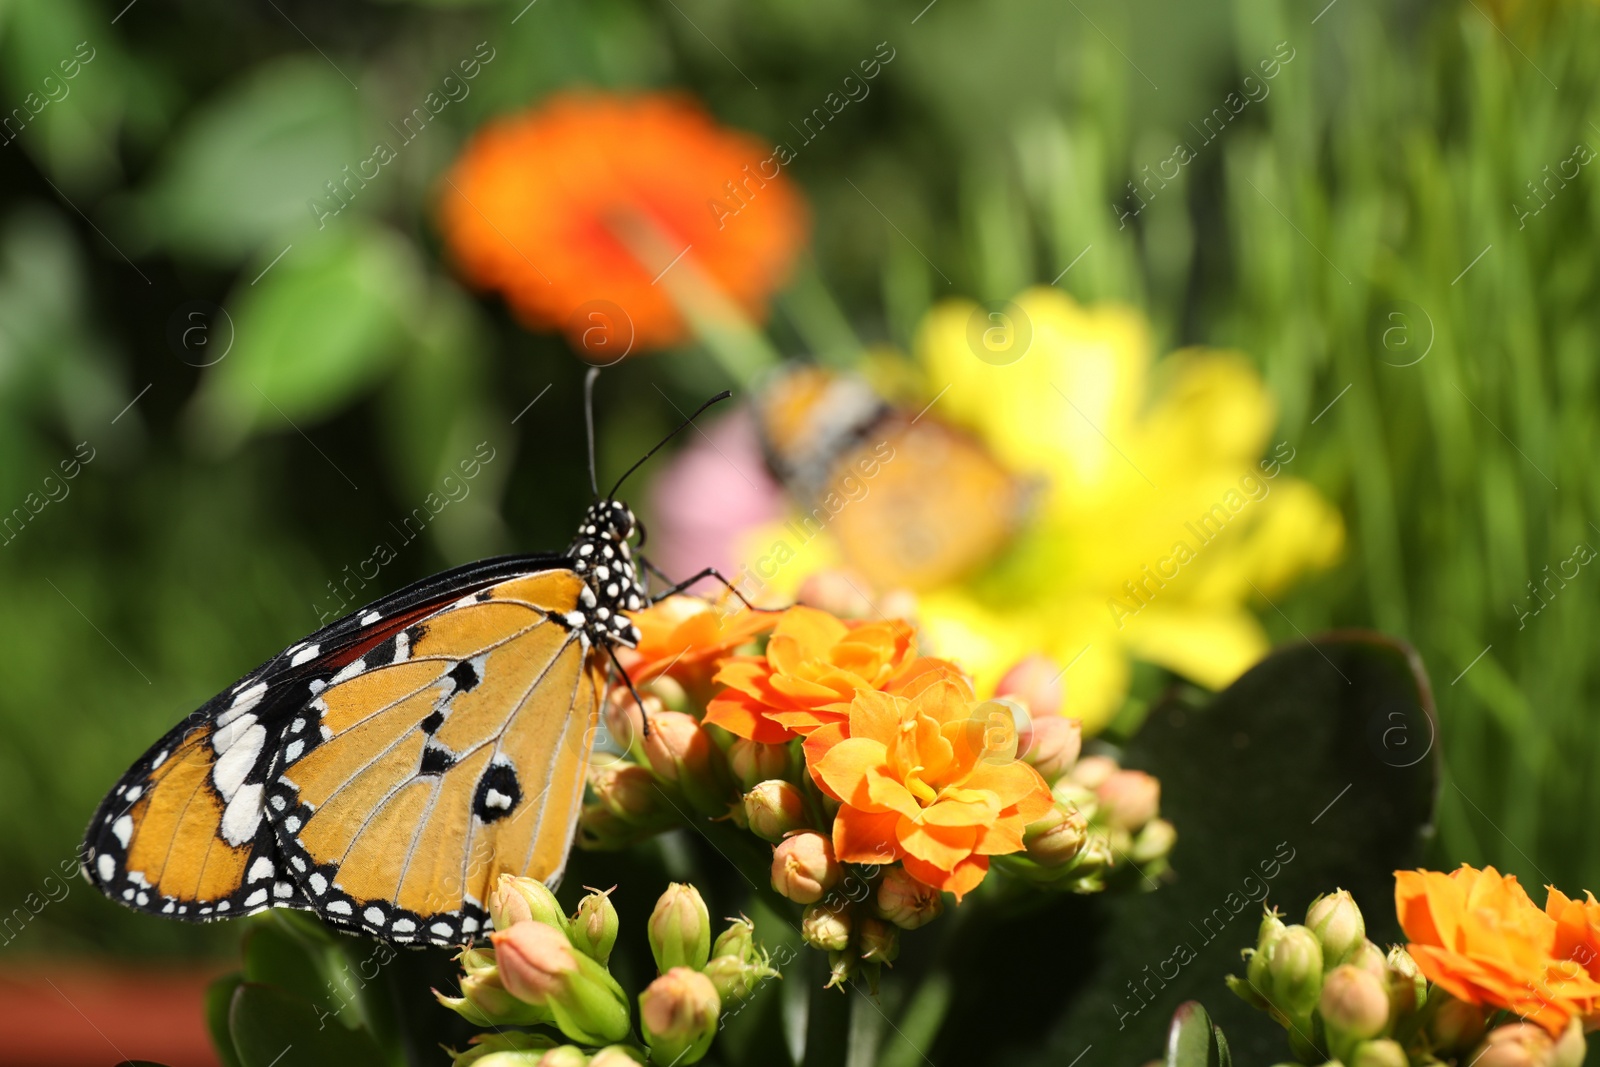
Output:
[
  {"left": 438, "top": 92, "right": 807, "bottom": 352},
  {"left": 1547, "top": 888, "right": 1600, "bottom": 984},
  {"left": 1396, "top": 865, "right": 1600, "bottom": 1033},
  {"left": 703, "top": 606, "right": 957, "bottom": 743},
  {"left": 807, "top": 680, "right": 1052, "bottom": 899},
  {"left": 620, "top": 595, "right": 776, "bottom": 693}
]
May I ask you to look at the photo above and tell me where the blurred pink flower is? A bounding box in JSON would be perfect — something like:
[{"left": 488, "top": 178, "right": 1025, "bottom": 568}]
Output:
[{"left": 647, "top": 410, "right": 786, "bottom": 581}]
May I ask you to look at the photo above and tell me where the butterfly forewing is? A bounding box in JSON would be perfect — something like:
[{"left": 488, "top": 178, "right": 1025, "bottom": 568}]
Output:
[
  {"left": 80, "top": 553, "right": 593, "bottom": 937},
  {"left": 266, "top": 568, "right": 604, "bottom": 945}
]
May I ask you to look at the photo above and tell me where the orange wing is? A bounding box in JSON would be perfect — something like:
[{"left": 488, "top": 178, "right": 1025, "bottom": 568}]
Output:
[{"left": 267, "top": 570, "right": 606, "bottom": 945}]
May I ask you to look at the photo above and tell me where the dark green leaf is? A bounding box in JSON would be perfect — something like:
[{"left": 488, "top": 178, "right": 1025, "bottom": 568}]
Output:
[
  {"left": 228, "top": 982, "right": 387, "bottom": 1067},
  {"left": 206, "top": 972, "right": 246, "bottom": 1067},
  {"left": 1164, "top": 1001, "right": 1225, "bottom": 1067}
]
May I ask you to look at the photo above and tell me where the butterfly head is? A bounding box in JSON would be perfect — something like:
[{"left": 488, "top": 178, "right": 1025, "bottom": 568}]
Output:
[{"left": 570, "top": 499, "right": 647, "bottom": 647}]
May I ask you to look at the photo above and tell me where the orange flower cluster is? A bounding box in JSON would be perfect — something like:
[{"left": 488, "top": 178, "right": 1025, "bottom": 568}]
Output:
[
  {"left": 1396, "top": 864, "right": 1600, "bottom": 1034},
  {"left": 438, "top": 92, "right": 806, "bottom": 353},
  {"left": 627, "top": 600, "right": 1053, "bottom": 900}
]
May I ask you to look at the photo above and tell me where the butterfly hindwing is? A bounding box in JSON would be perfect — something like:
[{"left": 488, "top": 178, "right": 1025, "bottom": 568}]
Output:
[
  {"left": 266, "top": 568, "right": 605, "bottom": 946},
  {"left": 81, "top": 553, "right": 576, "bottom": 928}
]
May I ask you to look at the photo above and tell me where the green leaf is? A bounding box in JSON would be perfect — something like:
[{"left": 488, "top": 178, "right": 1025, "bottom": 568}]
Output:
[
  {"left": 228, "top": 982, "right": 387, "bottom": 1067},
  {"left": 130, "top": 57, "right": 365, "bottom": 261},
  {"left": 206, "top": 972, "right": 245, "bottom": 1067},
  {"left": 189, "top": 223, "right": 425, "bottom": 449},
  {"left": 242, "top": 919, "right": 344, "bottom": 1025},
  {"left": 1164, "top": 1001, "right": 1227, "bottom": 1067}
]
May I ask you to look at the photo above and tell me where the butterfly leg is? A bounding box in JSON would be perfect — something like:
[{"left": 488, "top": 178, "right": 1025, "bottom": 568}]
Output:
[
  {"left": 643, "top": 562, "right": 775, "bottom": 614},
  {"left": 605, "top": 644, "right": 654, "bottom": 739}
]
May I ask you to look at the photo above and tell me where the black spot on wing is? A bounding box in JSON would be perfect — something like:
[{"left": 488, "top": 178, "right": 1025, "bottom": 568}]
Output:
[
  {"left": 472, "top": 762, "right": 522, "bottom": 823},
  {"left": 420, "top": 710, "right": 444, "bottom": 734},
  {"left": 419, "top": 743, "right": 456, "bottom": 776},
  {"left": 447, "top": 660, "right": 480, "bottom": 694}
]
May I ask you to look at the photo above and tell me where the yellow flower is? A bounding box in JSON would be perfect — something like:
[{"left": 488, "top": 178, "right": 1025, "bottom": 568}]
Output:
[{"left": 907, "top": 287, "right": 1344, "bottom": 730}]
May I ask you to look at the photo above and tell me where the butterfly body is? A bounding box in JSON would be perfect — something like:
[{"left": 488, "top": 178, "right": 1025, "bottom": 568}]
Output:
[{"left": 82, "top": 499, "right": 649, "bottom": 946}]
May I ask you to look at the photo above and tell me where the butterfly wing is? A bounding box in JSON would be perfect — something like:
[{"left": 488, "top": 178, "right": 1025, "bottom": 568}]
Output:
[
  {"left": 81, "top": 554, "right": 578, "bottom": 928},
  {"left": 266, "top": 568, "right": 604, "bottom": 945}
]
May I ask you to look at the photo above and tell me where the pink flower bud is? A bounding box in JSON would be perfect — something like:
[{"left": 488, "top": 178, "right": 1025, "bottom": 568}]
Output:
[
  {"left": 727, "top": 738, "right": 791, "bottom": 789},
  {"left": 1070, "top": 754, "right": 1118, "bottom": 790},
  {"left": 1096, "top": 769, "right": 1161, "bottom": 831},
  {"left": 997, "top": 653, "right": 1064, "bottom": 717},
  {"left": 491, "top": 920, "right": 579, "bottom": 1004},
  {"left": 536, "top": 1048, "right": 589, "bottom": 1067},
  {"left": 589, "top": 762, "right": 661, "bottom": 821},
  {"left": 1319, "top": 964, "right": 1389, "bottom": 1042},
  {"left": 771, "top": 831, "right": 841, "bottom": 904},
  {"left": 744, "top": 780, "right": 808, "bottom": 842},
  {"left": 640, "top": 967, "right": 721, "bottom": 1066},
  {"left": 1429, "top": 994, "right": 1488, "bottom": 1052},
  {"left": 873, "top": 865, "right": 944, "bottom": 930},
  {"left": 801, "top": 902, "right": 853, "bottom": 951},
  {"left": 1023, "top": 802, "right": 1088, "bottom": 867},
  {"left": 589, "top": 1048, "right": 645, "bottom": 1067},
  {"left": 1473, "top": 1024, "right": 1555, "bottom": 1067},
  {"left": 489, "top": 874, "right": 568, "bottom": 932},
  {"left": 1018, "top": 714, "right": 1081, "bottom": 781},
  {"left": 643, "top": 710, "right": 714, "bottom": 783}
]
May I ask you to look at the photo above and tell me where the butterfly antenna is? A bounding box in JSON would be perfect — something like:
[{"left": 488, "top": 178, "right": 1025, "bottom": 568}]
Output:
[
  {"left": 584, "top": 367, "right": 601, "bottom": 500},
  {"left": 606, "top": 389, "right": 733, "bottom": 499}
]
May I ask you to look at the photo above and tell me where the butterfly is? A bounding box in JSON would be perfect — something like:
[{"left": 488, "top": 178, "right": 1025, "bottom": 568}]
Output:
[
  {"left": 81, "top": 377, "right": 733, "bottom": 947},
  {"left": 755, "top": 364, "right": 1035, "bottom": 591}
]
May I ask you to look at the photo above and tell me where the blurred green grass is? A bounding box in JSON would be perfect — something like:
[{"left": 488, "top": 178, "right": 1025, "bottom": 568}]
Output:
[{"left": 1, "top": 0, "right": 1597, "bottom": 963}]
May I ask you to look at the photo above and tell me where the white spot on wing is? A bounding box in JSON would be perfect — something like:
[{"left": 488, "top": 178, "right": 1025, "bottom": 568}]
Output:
[
  {"left": 248, "top": 857, "right": 275, "bottom": 882},
  {"left": 331, "top": 658, "right": 366, "bottom": 684},
  {"left": 290, "top": 644, "right": 320, "bottom": 667},
  {"left": 245, "top": 888, "right": 269, "bottom": 908},
  {"left": 484, "top": 789, "right": 512, "bottom": 811},
  {"left": 326, "top": 899, "right": 351, "bottom": 915},
  {"left": 96, "top": 854, "right": 114, "bottom": 881},
  {"left": 363, "top": 906, "right": 385, "bottom": 925},
  {"left": 112, "top": 815, "right": 133, "bottom": 848},
  {"left": 212, "top": 723, "right": 265, "bottom": 801},
  {"left": 212, "top": 712, "right": 259, "bottom": 755},
  {"left": 392, "top": 918, "right": 415, "bottom": 934},
  {"left": 361, "top": 610, "right": 381, "bottom": 625},
  {"left": 220, "top": 783, "right": 264, "bottom": 846}
]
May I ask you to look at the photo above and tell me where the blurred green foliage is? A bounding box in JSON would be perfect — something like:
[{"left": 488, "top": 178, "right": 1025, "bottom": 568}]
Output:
[{"left": 0, "top": 0, "right": 1594, "bottom": 1005}]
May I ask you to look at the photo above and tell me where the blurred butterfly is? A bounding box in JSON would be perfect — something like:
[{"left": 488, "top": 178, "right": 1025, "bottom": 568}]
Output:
[
  {"left": 81, "top": 375, "right": 731, "bottom": 947},
  {"left": 755, "top": 365, "right": 1034, "bottom": 591}
]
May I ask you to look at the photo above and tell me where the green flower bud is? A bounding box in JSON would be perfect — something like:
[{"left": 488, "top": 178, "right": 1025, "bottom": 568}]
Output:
[
  {"left": 728, "top": 738, "right": 790, "bottom": 789},
  {"left": 1023, "top": 801, "right": 1088, "bottom": 867},
  {"left": 1306, "top": 889, "right": 1366, "bottom": 968},
  {"left": 712, "top": 915, "right": 756, "bottom": 961},
  {"left": 857, "top": 915, "right": 899, "bottom": 965},
  {"left": 1349, "top": 1038, "right": 1407, "bottom": 1067},
  {"left": 802, "top": 902, "right": 853, "bottom": 952},
  {"left": 1258, "top": 908, "right": 1288, "bottom": 947},
  {"left": 1319, "top": 964, "right": 1389, "bottom": 1043},
  {"left": 649, "top": 882, "right": 712, "bottom": 973},
  {"left": 825, "top": 949, "right": 857, "bottom": 991},
  {"left": 744, "top": 779, "right": 808, "bottom": 842},
  {"left": 448, "top": 1031, "right": 557, "bottom": 1067},
  {"left": 436, "top": 970, "right": 550, "bottom": 1028},
  {"left": 588, "top": 1048, "right": 645, "bottom": 1067},
  {"left": 1347, "top": 939, "right": 1388, "bottom": 982},
  {"left": 569, "top": 888, "right": 620, "bottom": 965},
  {"left": 1051, "top": 780, "right": 1099, "bottom": 822},
  {"left": 1385, "top": 945, "right": 1426, "bottom": 1014},
  {"left": 527, "top": 1048, "right": 588, "bottom": 1067},
  {"left": 490, "top": 921, "right": 630, "bottom": 1045},
  {"left": 703, "top": 951, "right": 779, "bottom": 1004},
  {"left": 1128, "top": 818, "right": 1177, "bottom": 867},
  {"left": 1266, "top": 925, "right": 1324, "bottom": 1019},
  {"left": 640, "top": 967, "right": 721, "bottom": 1066},
  {"left": 590, "top": 762, "right": 667, "bottom": 824},
  {"left": 874, "top": 866, "right": 943, "bottom": 930},
  {"left": 489, "top": 874, "right": 568, "bottom": 933}
]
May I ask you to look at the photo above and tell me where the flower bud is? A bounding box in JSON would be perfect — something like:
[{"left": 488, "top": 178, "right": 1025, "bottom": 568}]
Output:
[
  {"left": 533, "top": 1048, "right": 589, "bottom": 1067},
  {"left": 1070, "top": 754, "right": 1118, "bottom": 790},
  {"left": 802, "top": 902, "right": 853, "bottom": 952},
  {"left": 874, "top": 865, "right": 944, "bottom": 930},
  {"left": 436, "top": 969, "right": 550, "bottom": 1028},
  {"left": 1258, "top": 908, "right": 1288, "bottom": 949},
  {"left": 997, "top": 653, "right": 1065, "bottom": 718},
  {"left": 1265, "top": 925, "right": 1324, "bottom": 1019},
  {"left": 578, "top": 805, "right": 638, "bottom": 850},
  {"left": 644, "top": 709, "right": 715, "bottom": 776},
  {"left": 1350, "top": 1038, "right": 1407, "bottom": 1067},
  {"left": 1319, "top": 964, "right": 1389, "bottom": 1043},
  {"left": 771, "top": 831, "right": 841, "bottom": 904},
  {"left": 1020, "top": 715, "right": 1081, "bottom": 781},
  {"left": 589, "top": 762, "right": 663, "bottom": 823},
  {"left": 1023, "top": 801, "right": 1088, "bottom": 867},
  {"left": 1096, "top": 769, "right": 1160, "bottom": 832},
  {"left": 1306, "top": 889, "right": 1366, "bottom": 968},
  {"left": 1384, "top": 944, "right": 1425, "bottom": 1016},
  {"left": 858, "top": 915, "right": 899, "bottom": 965},
  {"left": 448, "top": 1031, "right": 556, "bottom": 1066},
  {"left": 1128, "top": 817, "right": 1176, "bottom": 867},
  {"left": 796, "top": 568, "right": 878, "bottom": 618},
  {"left": 569, "top": 889, "right": 619, "bottom": 965},
  {"left": 712, "top": 916, "right": 756, "bottom": 962},
  {"left": 744, "top": 780, "right": 808, "bottom": 842},
  {"left": 648, "top": 883, "right": 712, "bottom": 973},
  {"left": 490, "top": 874, "right": 568, "bottom": 934},
  {"left": 490, "top": 921, "right": 631, "bottom": 1045},
  {"left": 1552, "top": 1019, "right": 1586, "bottom": 1067},
  {"left": 588, "top": 1047, "right": 644, "bottom": 1067},
  {"left": 640, "top": 967, "right": 721, "bottom": 1066},
  {"left": 1429, "top": 993, "right": 1488, "bottom": 1052},
  {"left": 1473, "top": 1024, "right": 1555, "bottom": 1067},
  {"left": 825, "top": 949, "right": 857, "bottom": 991},
  {"left": 728, "top": 738, "right": 790, "bottom": 789}
]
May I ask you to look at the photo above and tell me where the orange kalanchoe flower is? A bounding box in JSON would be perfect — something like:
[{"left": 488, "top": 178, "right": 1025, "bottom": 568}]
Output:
[
  {"left": 806, "top": 680, "right": 1052, "bottom": 900},
  {"left": 1395, "top": 864, "right": 1600, "bottom": 1034},
  {"left": 438, "top": 93, "right": 807, "bottom": 352},
  {"left": 704, "top": 605, "right": 960, "bottom": 744},
  {"left": 1547, "top": 887, "right": 1600, "bottom": 985},
  {"left": 619, "top": 595, "right": 777, "bottom": 693}
]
